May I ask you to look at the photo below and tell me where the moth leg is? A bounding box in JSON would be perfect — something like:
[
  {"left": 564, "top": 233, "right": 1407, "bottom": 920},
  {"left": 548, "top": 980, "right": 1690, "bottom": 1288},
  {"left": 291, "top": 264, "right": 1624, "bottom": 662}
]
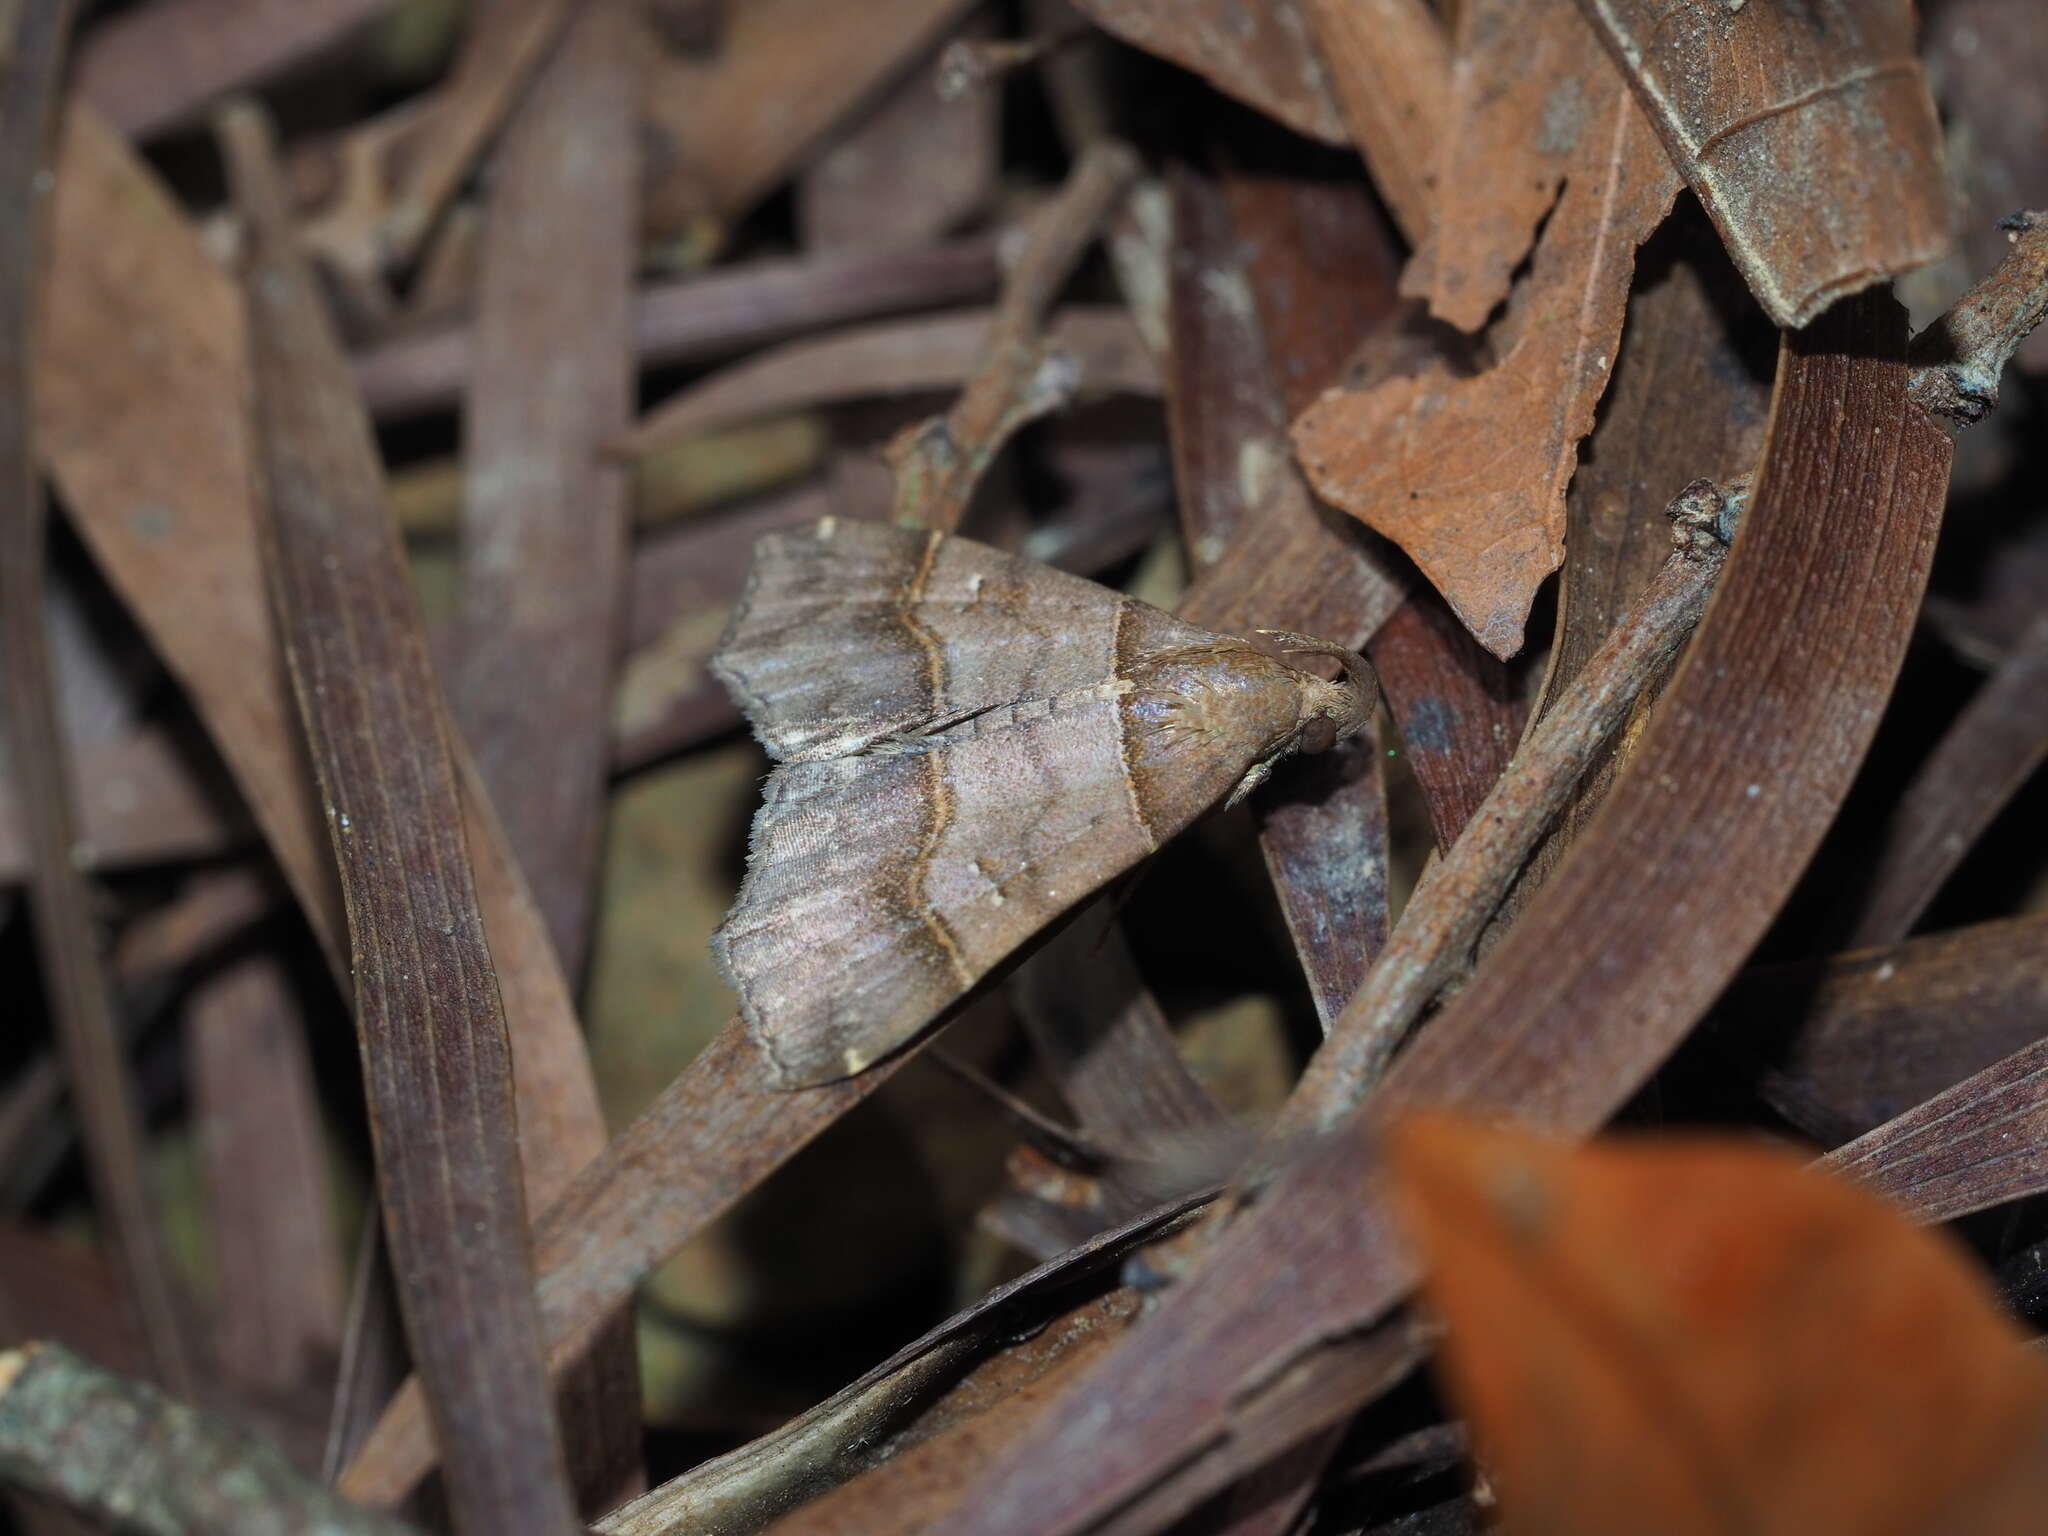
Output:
[{"left": 1225, "top": 757, "right": 1274, "bottom": 810}]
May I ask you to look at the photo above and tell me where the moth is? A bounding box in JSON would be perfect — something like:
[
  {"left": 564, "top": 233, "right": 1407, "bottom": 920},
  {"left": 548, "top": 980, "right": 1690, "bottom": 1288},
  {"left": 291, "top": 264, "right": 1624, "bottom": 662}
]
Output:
[{"left": 712, "top": 518, "right": 1377, "bottom": 1088}]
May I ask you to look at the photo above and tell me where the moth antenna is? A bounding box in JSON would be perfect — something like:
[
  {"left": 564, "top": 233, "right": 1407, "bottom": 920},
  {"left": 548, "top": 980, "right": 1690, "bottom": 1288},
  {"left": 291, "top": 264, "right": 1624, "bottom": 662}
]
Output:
[{"left": 1253, "top": 629, "right": 1379, "bottom": 739}]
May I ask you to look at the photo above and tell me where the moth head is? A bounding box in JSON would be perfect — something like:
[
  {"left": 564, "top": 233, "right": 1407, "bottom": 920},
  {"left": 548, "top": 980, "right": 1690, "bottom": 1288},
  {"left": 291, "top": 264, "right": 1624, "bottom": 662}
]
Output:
[{"left": 1254, "top": 630, "right": 1378, "bottom": 754}]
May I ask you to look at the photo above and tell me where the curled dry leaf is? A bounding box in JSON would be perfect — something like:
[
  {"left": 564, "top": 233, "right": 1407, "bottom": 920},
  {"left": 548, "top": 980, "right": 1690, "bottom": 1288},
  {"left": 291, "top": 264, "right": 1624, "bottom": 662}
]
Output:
[
  {"left": 1293, "top": 52, "right": 1679, "bottom": 657},
  {"left": 1574, "top": 0, "right": 1949, "bottom": 329},
  {"left": 1389, "top": 1114, "right": 2048, "bottom": 1536},
  {"left": 711, "top": 519, "right": 1376, "bottom": 1087}
]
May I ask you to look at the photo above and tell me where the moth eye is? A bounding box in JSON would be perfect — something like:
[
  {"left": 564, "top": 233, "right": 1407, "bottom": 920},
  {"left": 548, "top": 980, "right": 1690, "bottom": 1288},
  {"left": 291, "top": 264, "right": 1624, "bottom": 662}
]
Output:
[{"left": 1299, "top": 715, "right": 1339, "bottom": 754}]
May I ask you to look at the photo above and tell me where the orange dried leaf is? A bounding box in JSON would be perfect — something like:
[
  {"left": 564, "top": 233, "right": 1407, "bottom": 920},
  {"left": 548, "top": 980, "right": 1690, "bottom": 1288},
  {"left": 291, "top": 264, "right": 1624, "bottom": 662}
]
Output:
[
  {"left": 1292, "top": 55, "right": 1677, "bottom": 657},
  {"left": 1388, "top": 1114, "right": 2048, "bottom": 1535}
]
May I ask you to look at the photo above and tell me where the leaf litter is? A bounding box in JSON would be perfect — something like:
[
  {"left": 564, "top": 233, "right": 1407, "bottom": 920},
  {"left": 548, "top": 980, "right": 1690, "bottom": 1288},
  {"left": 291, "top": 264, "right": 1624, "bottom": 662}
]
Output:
[{"left": 5, "top": 5, "right": 2048, "bottom": 1536}]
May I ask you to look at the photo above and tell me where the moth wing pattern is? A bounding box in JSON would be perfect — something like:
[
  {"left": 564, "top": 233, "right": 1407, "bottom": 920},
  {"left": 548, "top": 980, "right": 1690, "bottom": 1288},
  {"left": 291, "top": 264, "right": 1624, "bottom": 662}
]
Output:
[
  {"left": 711, "top": 517, "right": 1223, "bottom": 761},
  {"left": 712, "top": 518, "right": 1340, "bottom": 1088}
]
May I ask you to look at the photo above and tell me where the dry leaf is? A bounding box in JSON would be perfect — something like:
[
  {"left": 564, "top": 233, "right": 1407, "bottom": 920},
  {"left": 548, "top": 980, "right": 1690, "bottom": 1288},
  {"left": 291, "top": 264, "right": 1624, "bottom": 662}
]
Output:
[
  {"left": 1066, "top": 0, "right": 1348, "bottom": 146},
  {"left": 1293, "top": 45, "right": 1678, "bottom": 657},
  {"left": 1299, "top": 0, "right": 1449, "bottom": 245},
  {"left": 1412, "top": 0, "right": 1585, "bottom": 332},
  {"left": 1575, "top": 0, "right": 1949, "bottom": 328},
  {"left": 1389, "top": 1114, "right": 2048, "bottom": 1535}
]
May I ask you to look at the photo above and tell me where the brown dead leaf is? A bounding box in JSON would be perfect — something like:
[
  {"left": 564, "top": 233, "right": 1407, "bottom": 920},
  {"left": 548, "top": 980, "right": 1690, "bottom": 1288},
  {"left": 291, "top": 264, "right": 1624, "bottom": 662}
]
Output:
[
  {"left": 1411, "top": 0, "right": 1585, "bottom": 332},
  {"left": 1292, "top": 47, "right": 1678, "bottom": 657},
  {"left": 1299, "top": 0, "right": 1449, "bottom": 246},
  {"left": 1389, "top": 1114, "right": 2048, "bottom": 1535},
  {"left": 1067, "top": 0, "right": 1348, "bottom": 146}
]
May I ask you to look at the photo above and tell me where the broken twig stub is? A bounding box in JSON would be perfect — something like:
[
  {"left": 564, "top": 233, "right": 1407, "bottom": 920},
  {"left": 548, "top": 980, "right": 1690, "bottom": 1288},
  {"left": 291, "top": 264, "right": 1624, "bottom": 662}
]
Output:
[
  {"left": 711, "top": 519, "right": 1375, "bottom": 1087},
  {"left": 1908, "top": 212, "right": 2048, "bottom": 427}
]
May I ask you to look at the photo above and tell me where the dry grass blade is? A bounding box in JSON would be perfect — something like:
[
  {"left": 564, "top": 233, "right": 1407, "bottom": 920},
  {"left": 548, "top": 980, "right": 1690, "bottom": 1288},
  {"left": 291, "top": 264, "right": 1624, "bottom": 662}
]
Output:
[
  {"left": 218, "top": 102, "right": 577, "bottom": 1536},
  {"left": 338, "top": 1024, "right": 906, "bottom": 1508},
  {"left": 451, "top": 2, "right": 647, "bottom": 1502},
  {"left": 1722, "top": 915, "right": 2048, "bottom": 1143},
  {"left": 1849, "top": 608, "right": 2048, "bottom": 948},
  {"left": 40, "top": 103, "right": 346, "bottom": 971},
  {"left": 0, "top": 0, "right": 194, "bottom": 1396},
  {"left": 455, "top": 0, "right": 639, "bottom": 977},
  {"left": 0, "top": 1343, "right": 418, "bottom": 1536},
  {"left": 41, "top": 95, "right": 609, "bottom": 1229},
  {"left": 1828, "top": 1037, "right": 2048, "bottom": 1225}
]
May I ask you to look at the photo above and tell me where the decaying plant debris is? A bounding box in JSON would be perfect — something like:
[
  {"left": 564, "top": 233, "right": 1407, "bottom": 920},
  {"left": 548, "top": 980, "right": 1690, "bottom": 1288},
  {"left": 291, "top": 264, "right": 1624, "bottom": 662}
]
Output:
[{"left": 4, "top": 3, "right": 2048, "bottom": 1534}]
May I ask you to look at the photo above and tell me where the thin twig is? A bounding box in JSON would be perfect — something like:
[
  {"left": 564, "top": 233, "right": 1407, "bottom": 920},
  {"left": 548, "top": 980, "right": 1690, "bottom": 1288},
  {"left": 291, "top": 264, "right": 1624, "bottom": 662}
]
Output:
[
  {"left": 0, "top": 1343, "right": 417, "bottom": 1536},
  {"left": 935, "top": 25, "right": 1087, "bottom": 100},
  {"left": 376, "top": 0, "right": 575, "bottom": 269},
  {"left": 0, "top": 0, "right": 195, "bottom": 1395},
  {"left": 925, "top": 1047, "right": 1111, "bottom": 1172},
  {"left": 355, "top": 235, "right": 1002, "bottom": 419},
  {"left": 889, "top": 138, "right": 1140, "bottom": 532},
  {"left": 1277, "top": 477, "right": 1747, "bottom": 1137}
]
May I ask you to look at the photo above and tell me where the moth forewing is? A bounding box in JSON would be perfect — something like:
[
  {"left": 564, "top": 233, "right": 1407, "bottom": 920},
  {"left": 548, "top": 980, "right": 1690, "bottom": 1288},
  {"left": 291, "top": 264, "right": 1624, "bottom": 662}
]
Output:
[{"left": 711, "top": 520, "right": 1374, "bottom": 1088}]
